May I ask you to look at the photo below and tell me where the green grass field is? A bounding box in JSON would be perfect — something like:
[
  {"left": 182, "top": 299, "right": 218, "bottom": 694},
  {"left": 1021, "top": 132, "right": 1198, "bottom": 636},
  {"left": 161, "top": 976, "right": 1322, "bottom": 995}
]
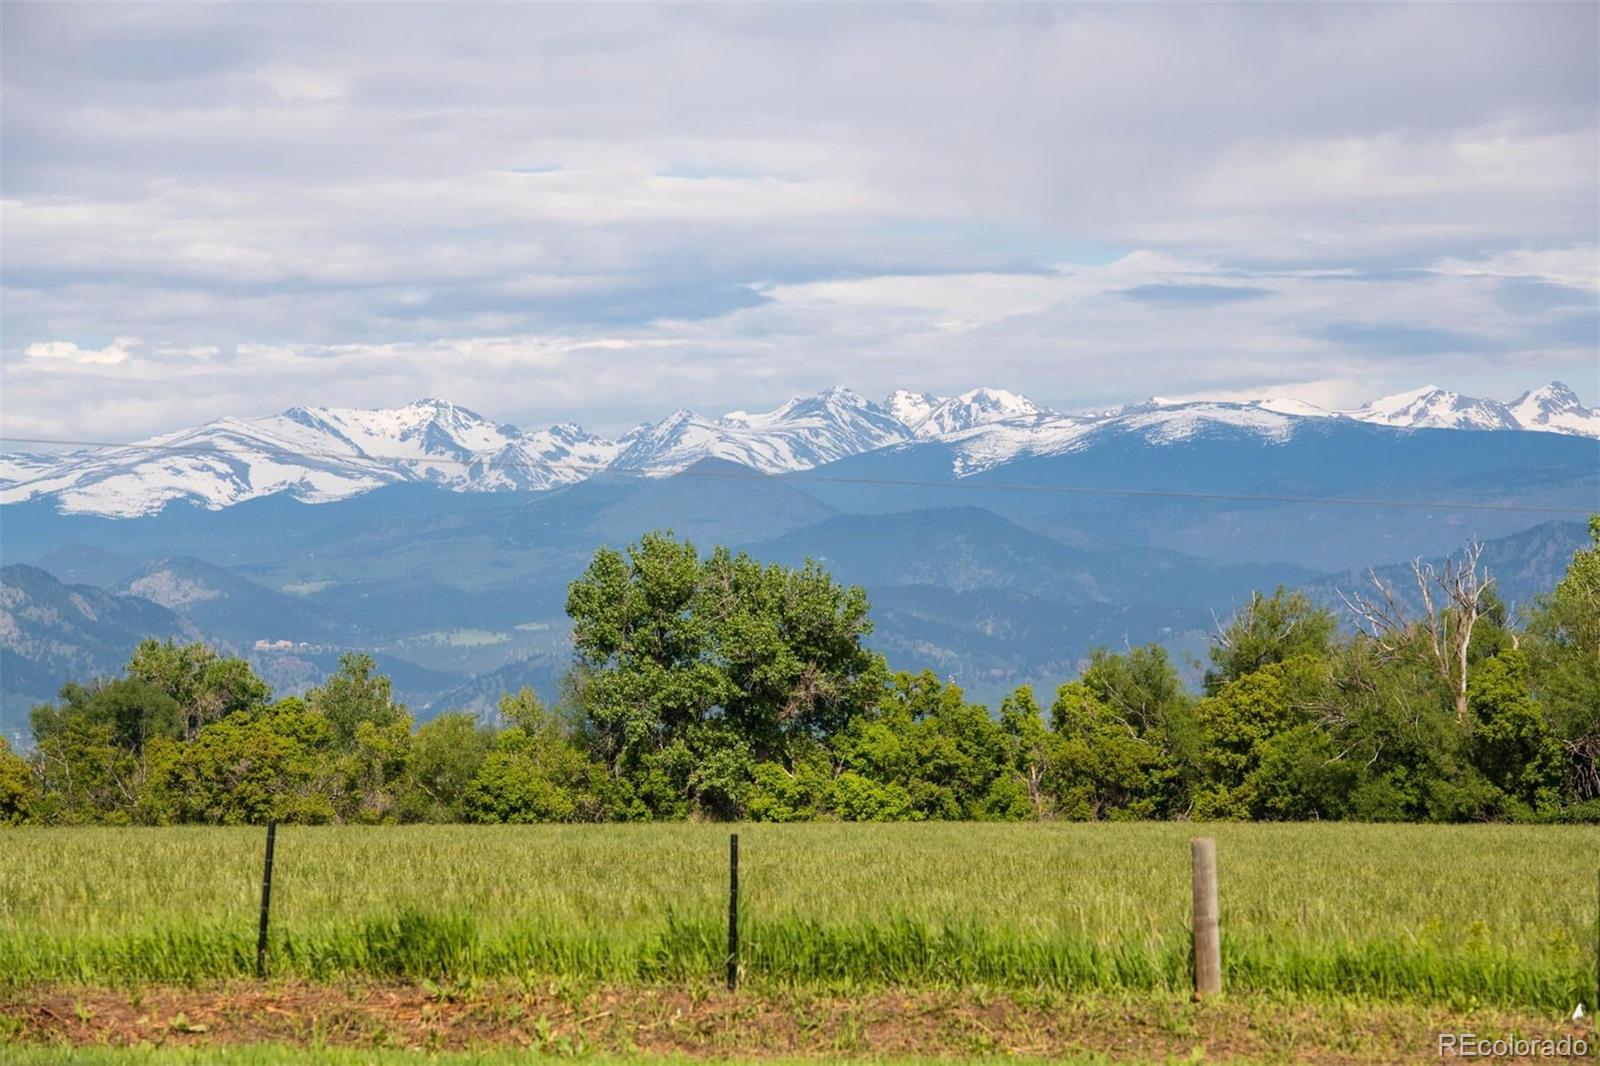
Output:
[{"left": 2, "top": 823, "right": 1595, "bottom": 1008}]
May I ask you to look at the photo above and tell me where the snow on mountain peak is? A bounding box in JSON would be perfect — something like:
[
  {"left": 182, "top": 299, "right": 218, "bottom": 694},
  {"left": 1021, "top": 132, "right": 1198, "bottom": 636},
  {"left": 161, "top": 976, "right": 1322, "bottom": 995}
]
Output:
[
  {"left": 1250, "top": 397, "right": 1337, "bottom": 418},
  {"left": 741, "top": 385, "right": 878, "bottom": 426},
  {"left": 1512, "top": 381, "right": 1582, "bottom": 414},
  {"left": 883, "top": 390, "right": 945, "bottom": 434},
  {"left": 1350, "top": 385, "right": 1522, "bottom": 431},
  {"left": 2, "top": 381, "right": 1593, "bottom": 517},
  {"left": 955, "top": 386, "right": 1044, "bottom": 415},
  {"left": 1139, "top": 394, "right": 1332, "bottom": 419},
  {"left": 816, "top": 384, "right": 865, "bottom": 404},
  {"left": 1358, "top": 384, "right": 1446, "bottom": 417},
  {"left": 915, "top": 387, "right": 1056, "bottom": 438},
  {"left": 612, "top": 387, "right": 910, "bottom": 475},
  {"left": 1509, "top": 381, "right": 1600, "bottom": 436},
  {"left": 0, "top": 397, "right": 619, "bottom": 514}
]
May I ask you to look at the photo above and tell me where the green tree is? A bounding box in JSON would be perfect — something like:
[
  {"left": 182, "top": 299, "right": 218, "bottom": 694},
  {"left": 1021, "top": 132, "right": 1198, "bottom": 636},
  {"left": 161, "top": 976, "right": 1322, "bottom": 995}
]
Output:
[
  {"left": 331, "top": 716, "right": 414, "bottom": 824},
  {"left": 565, "top": 533, "right": 884, "bottom": 818},
  {"left": 497, "top": 687, "right": 554, "bottom": 732},
  {"left": 1527, "top": 516, "right": 1600, "bottom": 805},
  {"left": 309, "top": 653, "right": 407, "bottom": 749},
  {"left": 462, "top": 686, "right": 617, "bottom": 822},
  {"left": 832, "top": 672, "right": 1020, "bottom": 821},
  {"left": 1470, "top": 650, "right": 1563, "bottom": 818},
  {"left": 27, "top": 679, "right": 183, "bottom": 823},
  {"left": 1192, "top": 655, "right": 1327, "bottom": 819},
  {"left": 1076, "top": 644, "right": 1197, "bottom": 808},
  {"left": 703, "top": 549, "right": 884, "bottom": 759},
  {"left": 1079, "top": 645, "right": 1194, "bottom": 739},
  {"left": 1318, "top": 638, "right": 1494, "bottom": 822},
  {"left": 126, "top": 639, "right": 271, "bottom": 739},
  {"left": 463, "top": 723, "right": 613, "bottom": 824},
  {"left": 829, "top": 771, "right": 914, "bottom": 821},
  {"left": 141, "top": 700, "right": 335, "bottom": 825},
  {"left": 1205, "top": 588, "right": 1337, "bottom": 694},
  {"left": 0, "top": 737, "right": 36, "bottom": 824},
  {"left": 746, "top": 739, "right": 833, "bottom": 822},
  {"left": 32, "top": 679, "right": 181, "bottom": 757},
  {"left": 1244, "top": 722, "right": 1356, "bottom": 820},
  {"left": 1044, "top": 679, "right": 1174, "bottom": 820},
  {"left": 998, "top": 685, "right": 1054, "bottom": 817},
  {"left": 403, "top": 711, "right": 495, "bottom": 821}
]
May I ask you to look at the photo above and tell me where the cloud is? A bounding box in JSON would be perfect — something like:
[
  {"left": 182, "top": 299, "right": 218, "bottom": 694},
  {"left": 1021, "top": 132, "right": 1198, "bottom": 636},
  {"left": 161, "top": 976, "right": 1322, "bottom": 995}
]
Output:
[
  {"left": 10, "top": 245, "right": 1594, "bottom": 443},
  {"left": 0, "top": 3, "right": 1595, "bottom": 438},
  {"left": 156, "top": 344, "right": 220, "bottom": 360},
  {"left": 1316, "top": 322, "right": 1495, "bottom": 355},
  {"left": 1120, "top": 284, "right": 1273, "bottom": 306},
  {"left": 1149, "top": 379, "right": 1362, "bottom": 410},
  {"left": 24, "top": 336, "right": 141, "bottom": 365},
  {"left": 1432, "top": 247, "right": 1600, "bottom": 292}
]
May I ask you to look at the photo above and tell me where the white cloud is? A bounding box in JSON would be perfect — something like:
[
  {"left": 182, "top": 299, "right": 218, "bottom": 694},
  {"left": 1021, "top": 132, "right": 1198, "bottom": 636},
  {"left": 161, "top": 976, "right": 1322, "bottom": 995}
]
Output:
[
  {"left": 156, "top": 344, "right": 219, "bottom": 360},
  {"left": 0, "top": 3, "right": 1594, "bottom": 439},
  {"left": 23, "top": 336, "right": 141, "bottom": 366},
  {"left": 1430, "top": 246, "right": 1600, "bottom": 292},
  {"left": 1149, "top": 379, "right": 1366, "bottom": 410}
]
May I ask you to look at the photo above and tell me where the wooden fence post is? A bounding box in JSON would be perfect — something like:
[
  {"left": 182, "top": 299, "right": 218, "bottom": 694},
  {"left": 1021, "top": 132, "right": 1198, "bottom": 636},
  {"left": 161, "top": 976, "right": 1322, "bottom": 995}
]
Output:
[
  {"left": 1191, "top": 836, "right": 1220, "bottom": 999},
  {"left": 727, "top": 832, "right": 740, "bottom": 991},
  {"left": 256, "top": 820, "right": 277, "bottom": 980}
]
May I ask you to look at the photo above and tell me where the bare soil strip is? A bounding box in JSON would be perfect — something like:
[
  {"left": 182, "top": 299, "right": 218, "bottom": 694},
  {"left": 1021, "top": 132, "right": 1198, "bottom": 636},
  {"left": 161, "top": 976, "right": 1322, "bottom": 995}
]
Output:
[{"left": 3, "top": 982, "right": 1592, "bottom": 1064}]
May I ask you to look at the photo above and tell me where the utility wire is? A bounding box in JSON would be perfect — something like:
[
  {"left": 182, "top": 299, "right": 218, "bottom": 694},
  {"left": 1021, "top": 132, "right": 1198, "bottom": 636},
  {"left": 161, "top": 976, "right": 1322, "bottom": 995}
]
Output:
[{"left": 1, "top": 434, "right": 1594, "bottom": 516}]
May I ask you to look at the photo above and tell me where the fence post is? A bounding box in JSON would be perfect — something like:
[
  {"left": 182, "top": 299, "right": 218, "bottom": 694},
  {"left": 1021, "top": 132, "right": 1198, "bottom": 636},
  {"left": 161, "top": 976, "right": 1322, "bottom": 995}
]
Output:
[
  {"left": 1191, "top": 836, "right": 1220, "bottom": 999},
  {"left": 726, "top": 832, "right": 740, "bottom": 992},
  {"left": 256, "top": 820, "right": 277, "bottom": 980}
]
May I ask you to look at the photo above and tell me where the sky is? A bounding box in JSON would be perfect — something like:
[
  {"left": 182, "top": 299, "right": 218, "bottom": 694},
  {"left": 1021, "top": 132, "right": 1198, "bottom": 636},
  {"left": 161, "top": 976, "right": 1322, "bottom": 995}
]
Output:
[{"left": 2, "top": 2, "right": 1597, "bottom": 440}]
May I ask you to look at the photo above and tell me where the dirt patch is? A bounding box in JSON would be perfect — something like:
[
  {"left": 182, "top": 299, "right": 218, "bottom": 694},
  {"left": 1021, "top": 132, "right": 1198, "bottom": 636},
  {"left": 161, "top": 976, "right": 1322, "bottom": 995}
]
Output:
[{"left": 2, "top": 982, "right": 1590, "bottom": 1064}]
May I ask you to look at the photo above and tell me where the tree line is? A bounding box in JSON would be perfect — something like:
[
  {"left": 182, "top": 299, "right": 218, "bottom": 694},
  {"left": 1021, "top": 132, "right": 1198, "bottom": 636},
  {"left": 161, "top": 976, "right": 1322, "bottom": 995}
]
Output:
[{"left": 3, "top": 518, "right": 1597, "bottom": 825}]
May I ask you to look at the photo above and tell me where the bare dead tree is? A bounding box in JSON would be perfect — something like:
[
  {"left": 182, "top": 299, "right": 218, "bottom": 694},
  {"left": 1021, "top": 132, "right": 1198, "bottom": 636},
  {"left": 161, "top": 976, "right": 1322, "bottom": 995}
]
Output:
[
  {"left": 1564, "top": 734, "right": 1600, "bottom": 803},
  {"left": 1339, "top": 540, "right": 1491, "bottom": 727}
]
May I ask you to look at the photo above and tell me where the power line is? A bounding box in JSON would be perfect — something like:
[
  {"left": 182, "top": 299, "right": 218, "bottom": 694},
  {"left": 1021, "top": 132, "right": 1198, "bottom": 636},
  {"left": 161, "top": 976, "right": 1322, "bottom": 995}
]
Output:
[{"left": 1, "top": 434, "right": 1594, "bottom": 516}]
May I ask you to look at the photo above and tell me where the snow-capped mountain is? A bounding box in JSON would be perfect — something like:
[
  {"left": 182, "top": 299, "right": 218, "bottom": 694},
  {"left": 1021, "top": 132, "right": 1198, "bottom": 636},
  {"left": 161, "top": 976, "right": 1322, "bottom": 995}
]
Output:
[
  {"left": 1346, "top": 386, "right": 1523, "bottom": 432},
  {"left": 914, "top": 388, "right": 1058, "bottom": 438},
  {"left": 0, "top": 399, "right": 617, "bottom": 517},
  {"left": 1343, "top": 382, "right": 1600, "bottom": 436},
  {"left": 1508, "top": 382, "right": 1600, "bottom": 436},
  {"left": 474, "top": 422, "right": 624, "bottom": 493},
  {"left": 883, "top": 390, "right": 943, "bottom": 432},
  {"left": 0, "top": 452, "right": 63, "bottom": 486},
  {"left": 2, "top": 381, "right": 1593, "bottom": 517},
  {"left": 935, "top": 399, "right": 1334, "bottom": 476},
  {"left": 610, "top": 386, "right": 911, "bottom": 475}
]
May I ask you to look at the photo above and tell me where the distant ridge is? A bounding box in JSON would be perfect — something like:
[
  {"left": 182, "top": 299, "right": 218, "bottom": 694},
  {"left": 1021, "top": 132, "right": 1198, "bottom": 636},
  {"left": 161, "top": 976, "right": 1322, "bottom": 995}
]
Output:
[{"left": 2, "top": 380, "right": 1594, "bottom": 517}]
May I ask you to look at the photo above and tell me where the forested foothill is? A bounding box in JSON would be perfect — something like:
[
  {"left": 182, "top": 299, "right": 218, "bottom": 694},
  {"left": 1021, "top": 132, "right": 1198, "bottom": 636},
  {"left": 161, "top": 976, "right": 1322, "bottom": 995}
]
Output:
[{"left": 4, "top": 518, "right": 1597, "bottom": 827}]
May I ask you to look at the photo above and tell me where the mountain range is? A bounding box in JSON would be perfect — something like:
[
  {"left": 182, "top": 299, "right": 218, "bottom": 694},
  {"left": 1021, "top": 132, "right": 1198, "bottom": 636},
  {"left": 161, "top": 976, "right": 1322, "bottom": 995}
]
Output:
[
  {"left": 3, "top": 381, "right": 1594, "bottom": 518},
  {"left": 2, "top": 379, "right": 1595, "bottom": 741}
]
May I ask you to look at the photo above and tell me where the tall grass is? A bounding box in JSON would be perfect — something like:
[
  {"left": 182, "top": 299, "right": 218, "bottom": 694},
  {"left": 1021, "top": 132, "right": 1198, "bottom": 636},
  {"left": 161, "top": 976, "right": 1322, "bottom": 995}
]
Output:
[{"left": 1, "top": 823, "right": 1594, "bottom": 1007}]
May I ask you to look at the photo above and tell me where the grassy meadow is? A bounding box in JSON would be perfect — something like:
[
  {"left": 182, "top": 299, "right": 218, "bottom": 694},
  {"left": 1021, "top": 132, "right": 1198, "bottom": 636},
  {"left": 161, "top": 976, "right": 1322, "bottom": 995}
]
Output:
[{"left": 1, "top": 823, "right": 1595, "bottom": 1008}]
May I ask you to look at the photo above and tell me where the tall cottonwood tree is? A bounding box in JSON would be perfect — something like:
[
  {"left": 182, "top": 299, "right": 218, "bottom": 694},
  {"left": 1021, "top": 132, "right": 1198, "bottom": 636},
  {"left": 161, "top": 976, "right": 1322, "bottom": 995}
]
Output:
[
  {"left": 1528, "top": 518, "right": 1600, "bottom": 801},
  {"left": 565, "top": 532, "right": 885, "bottom": 816},
  {"left": 125, "top": 638, "right": 271, "bottom": 740}
]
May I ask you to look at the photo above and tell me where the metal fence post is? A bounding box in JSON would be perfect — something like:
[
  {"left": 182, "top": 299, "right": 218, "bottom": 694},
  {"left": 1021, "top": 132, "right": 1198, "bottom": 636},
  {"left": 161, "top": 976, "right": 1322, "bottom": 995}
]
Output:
[
  {"left": 727, "top": 832, "right": 740, "bottom": 991},
  {"left": 256, "top": 820, "right": 277, "bottom": 979}
]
